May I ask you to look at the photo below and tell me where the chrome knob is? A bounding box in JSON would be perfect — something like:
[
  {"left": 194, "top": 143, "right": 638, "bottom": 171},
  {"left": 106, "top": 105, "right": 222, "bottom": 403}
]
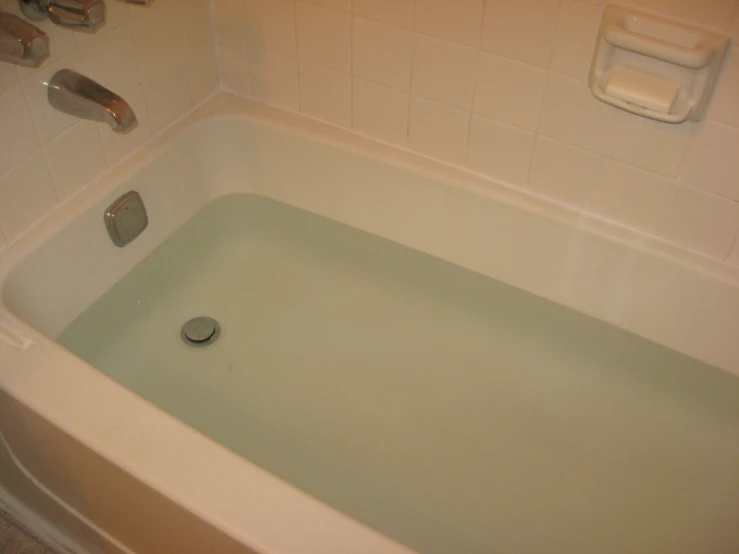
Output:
[
  {"left": 20, "top": 0, "right": 106, "bottom": 32},
  {"left": 0, "top": 12, "right": 49, "bottom": 66}
]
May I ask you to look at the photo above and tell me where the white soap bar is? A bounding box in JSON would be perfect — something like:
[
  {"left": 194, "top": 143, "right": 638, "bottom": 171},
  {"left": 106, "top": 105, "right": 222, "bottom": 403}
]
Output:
[{"left": 605, "top": 66, "right": 680, "bottom": 114}]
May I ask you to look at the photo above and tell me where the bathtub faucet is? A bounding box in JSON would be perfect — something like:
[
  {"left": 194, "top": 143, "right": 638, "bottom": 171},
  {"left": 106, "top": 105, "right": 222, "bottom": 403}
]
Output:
[
  {"left": 0, "top": 10, "right": 49, "bottom": 66},
  {"left": 47, "top": 69, "right": 138, "bottom": 133}
]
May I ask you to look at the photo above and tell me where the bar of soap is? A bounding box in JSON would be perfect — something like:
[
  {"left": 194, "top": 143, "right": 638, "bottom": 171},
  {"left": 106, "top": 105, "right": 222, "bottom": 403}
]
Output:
[{"left": 605, "top": 66, "right": 680, "bottom": 114}]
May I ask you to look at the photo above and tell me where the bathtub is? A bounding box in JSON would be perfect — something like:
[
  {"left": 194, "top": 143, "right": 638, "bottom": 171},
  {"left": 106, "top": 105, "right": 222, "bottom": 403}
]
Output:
[{"left": 1, "top": 92, "right": 738, "bottom": 554}]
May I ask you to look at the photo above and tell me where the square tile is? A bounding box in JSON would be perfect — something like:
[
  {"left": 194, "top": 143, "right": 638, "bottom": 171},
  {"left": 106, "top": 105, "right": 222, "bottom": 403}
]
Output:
[
  {"left": 412, "top": 35, "right": 479, "bottom": 110},
  {"left": 608, "top": 110, "right": 694, "bottom": 178},
  {"left": 528, "top": 136, "right": 603, "bottom": 206},
  {"left": 143, "top": 58, "right": 193, "bottom": 132},
  {"left": 0, "top": 152, "right": 57, "bottom": 240},
  {"left": 0, "top": 61, "right": 20, "bottom": 96},
  {"left": 44, "top": 122, "right": 108, "bottom": 200},
  {"left": 474, "top": 53, "right": 547, "bottom": 131},
  {"left": 550, "top": 0, "right": 600, "bottom": 82},
  {"left": 353, "top": 78, "right": 409, "bottom": 145},
  {"left": 660, "top": 183, "right": 739, "bottom": 258},
  {"left": 680, "top": 121, "right": 739, "bottom": 201},
  {"left": 628, "top": 0, "right": 736, "bottom": 31},
  {"left": 353, "top": 17, "right": 412, "bottom": 91},
  {"left": 352, "top": 0, "right": 414, "bottom": 28},
  {"left": 539, "top": 72, "right": 616, "bottom": 155},
  {"left": 296, "top": 1, "right": 351, "bottom": 72},
  {"left": 188, "top": 49, "right": 220, "bottom": 104},
  {"left": 689, "top": 283, "right": 739, "bottom": 375},
  {"left": 220, "top": 46, "right": 251, "bottom": 95},
  {"left": 132, "top": 5, "right": 185, "bottom": 76},
  {"left": 250, "top": 51, "right": 300, "bottom": 110},
  {"left": 299, "top": 61, "right": 352, "bottom": 127},
  {"left": 309, "top": 0, "right": 350, "bottom": 10},
  {"left": 481, "top": 0, "right": 560, "bottom": 68},
  {"left": 244, "top": 0, "right": 297, "bottom": 58},
  {"left": 708, "top": 47, "right": 739, "bottom": 128},
  {"left": 467, "top": 115, "right": 535, "bottom": 186},
  {"left": 414, "top": 0, "right": 485, "bottom": 48},
  {"left": 408, "top": 96, "right": 470, "bottom": 164},
  {"left": 592, "top": 160, "right": 673, "bottom": 233},
  {"left": 0, "top": 85, "right": 39, "bottom": 175}
]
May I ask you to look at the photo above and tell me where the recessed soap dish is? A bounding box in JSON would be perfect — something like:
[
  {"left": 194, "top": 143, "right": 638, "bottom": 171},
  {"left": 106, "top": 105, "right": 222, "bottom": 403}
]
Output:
[{"left": 589, "top": 5, "right": 730, "bottom": 123}]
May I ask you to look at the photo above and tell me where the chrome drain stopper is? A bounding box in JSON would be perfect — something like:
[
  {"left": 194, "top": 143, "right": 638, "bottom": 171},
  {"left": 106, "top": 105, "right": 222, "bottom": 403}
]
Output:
[{"left": 181, "top": 316, "right": 221, "bottom": 347}]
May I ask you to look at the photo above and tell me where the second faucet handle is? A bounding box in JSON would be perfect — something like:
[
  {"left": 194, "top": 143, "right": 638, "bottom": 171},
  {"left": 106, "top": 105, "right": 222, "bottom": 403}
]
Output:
[{"left": 20, "top": 0, "right": 106, "bottom": 32}]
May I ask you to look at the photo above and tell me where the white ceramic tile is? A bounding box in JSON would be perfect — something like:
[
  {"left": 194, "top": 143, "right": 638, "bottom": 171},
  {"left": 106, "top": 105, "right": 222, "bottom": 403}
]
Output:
[
  {"left": 213, "top": 0, "right": 247, "bottom": 52},
  {"left": 188, "top": 49, "right": 221, "bottom": 105},
  {"left": 528, "top": 137, "right": 603, "bottom": 206},
  {"left": 709, "top": 47, "right": 739, "bottom": 128},
  {"left": 0, "top": 152, "right": 57, "bottom": 241},
  {"left": 250, "top": 52, "right": 300, "bottom": 110},
  {"left": 592, "top": 160, "right": 673, "bottom": 233},
  {"left": 142, "top": 58, "right": 193, "bottom": 132},
  {"left": 539, "top": 72, "right": 617, "bottom": 155},
  {"left": 627, "top": 0, "right": 736, "bottom": 31},
  {"left": 299, "top": 61, "right": 352, "bottom": 127},
  {"left": 353, "top": 17, "right": 412, "bottom": 91},
  {"left": 474, "top": 53, "right": 547, "bottom": 132},
  {"left": 411, "top": 35, "right": 479, "bottom": 110},
  {"left": 79, "top": 25, "right": 142, "bottom": 100},
  {"left": 132, "top": 4, "right": 185, "bottom": 76},
  {"left": 44, "top": 122, "right": 108, "bottom": 200},
  {"left": 353, "top": 79, "right": 409, "bottom": 145},
  {"left": 244, "top": 0, "right": 297, "bottom": 58},
  {"left": 408, "top": 96, "right": 470, "bottom": 164},
  {"left": 733, "top": 5, "right": 739, "bottom": 41},
  {"left": 414, "top": 0, "right": 485, "bottom": 48},
  {"left": 467, "top": 115, "right": 536, "bottom": 186},
  {"left": 680, "top": 121, "right": 739, "bottom": 201},
  {"left": 660, "top": 183, "right": 739, "bottom": 258},
  {"left": 608, "top": 111, "right": 694, "bottom": 178},
  {"left": 0, "top": 63, "right": 19, "bottom": 96},
  {"left": 220, "top": 46, "right": 251, "bottom": 95},
  {"left": 0, "top": 85, "right": 39, "bottom": 175},
  {"left": 481, "top": 0, "right": 560, "bottom": 68},
  {"left": 550, "top": 0, "right": 600, "bottom": 82},
  {"left": 352, "top": 0, "right": 414, "bottom": 29},
  {"left": 181, "top": 0, "right": 215, "bottom": 53},
  {"left": 309, "top": 0, "right": 350, "bottom": 11},
  {"left": 730, "top": 237, "right": 739, "bottom": 266},
  {"left": 296, "top": 1, "right": 351, "bottom": 72}
]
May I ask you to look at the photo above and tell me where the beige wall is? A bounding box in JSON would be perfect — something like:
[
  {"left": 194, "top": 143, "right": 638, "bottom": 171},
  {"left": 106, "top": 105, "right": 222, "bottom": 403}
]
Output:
[
  {"left": 213, "top": 0, "right": 739, "bottom": 264},
  {"left": 0, "top": 0, "right": 218, "bottom": 247}
]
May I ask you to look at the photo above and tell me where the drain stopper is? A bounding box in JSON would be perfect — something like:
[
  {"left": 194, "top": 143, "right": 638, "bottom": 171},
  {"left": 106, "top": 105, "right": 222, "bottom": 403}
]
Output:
[{"left": 181, "top": 316, "right": 221, "bottom": 347}]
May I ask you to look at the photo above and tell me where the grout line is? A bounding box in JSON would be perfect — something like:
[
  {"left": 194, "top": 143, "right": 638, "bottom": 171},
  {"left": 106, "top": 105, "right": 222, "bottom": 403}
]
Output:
[
  {"left": 464, "top": 0, "right": 487, "bottom": 168},
  {"left": 206, "top": 0, "right": 224, "bottom": 88},
  {"left": 405, "top": 0, "right": 418, "bottom": 142}
]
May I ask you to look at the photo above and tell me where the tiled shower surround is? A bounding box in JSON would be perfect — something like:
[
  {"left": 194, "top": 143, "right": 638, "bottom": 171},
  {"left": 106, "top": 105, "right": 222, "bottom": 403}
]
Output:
[
  {"left": 0, "top": 0, "right": 738, "bottom": 268},
  {"left": 213, "top": 0, "right": 739, "bottom": 264}
]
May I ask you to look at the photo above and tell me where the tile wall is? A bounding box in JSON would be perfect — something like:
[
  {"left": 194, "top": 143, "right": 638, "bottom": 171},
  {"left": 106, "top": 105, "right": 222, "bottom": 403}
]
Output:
[
  {"left": 213, "top": 0, "right": 739, "bottom": 264},
  {"left": 0, "top": 0, "right": 219, "bottom": 248}
]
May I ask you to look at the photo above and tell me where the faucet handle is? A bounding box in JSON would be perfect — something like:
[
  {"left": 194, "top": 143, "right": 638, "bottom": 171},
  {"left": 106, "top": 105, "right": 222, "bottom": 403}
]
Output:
[
  {"left": 0, "top": 12, "right": 49, "bottom": 66},
  {"left": 20, "top": 0, "right": 106, "bottom": 32}
]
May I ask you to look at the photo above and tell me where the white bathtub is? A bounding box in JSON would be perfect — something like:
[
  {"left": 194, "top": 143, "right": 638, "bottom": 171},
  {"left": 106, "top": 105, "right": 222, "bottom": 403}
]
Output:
[{"left": 1, "top": 92, "right": 739, "bottom": 554}]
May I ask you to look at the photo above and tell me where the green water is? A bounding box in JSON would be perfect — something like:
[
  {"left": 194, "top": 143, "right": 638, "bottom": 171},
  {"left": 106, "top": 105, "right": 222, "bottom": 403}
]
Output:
[{"left": 59, "top": 195, "right": 739, "bottom": 554}]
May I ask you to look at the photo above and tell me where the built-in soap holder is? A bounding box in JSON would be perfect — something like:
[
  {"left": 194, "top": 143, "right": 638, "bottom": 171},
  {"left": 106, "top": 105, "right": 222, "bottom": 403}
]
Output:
[{"left": 589, "top": 5, "right": 730, "bottom": 123}]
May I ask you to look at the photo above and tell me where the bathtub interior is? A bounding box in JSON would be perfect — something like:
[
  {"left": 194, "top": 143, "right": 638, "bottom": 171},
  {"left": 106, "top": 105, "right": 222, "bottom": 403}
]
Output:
[
  {"left": 1, "top": 94, "right": 739, "bottom": 554},
  {"left": 51, "top": 192, "right": 739, "bottom": 554}
]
